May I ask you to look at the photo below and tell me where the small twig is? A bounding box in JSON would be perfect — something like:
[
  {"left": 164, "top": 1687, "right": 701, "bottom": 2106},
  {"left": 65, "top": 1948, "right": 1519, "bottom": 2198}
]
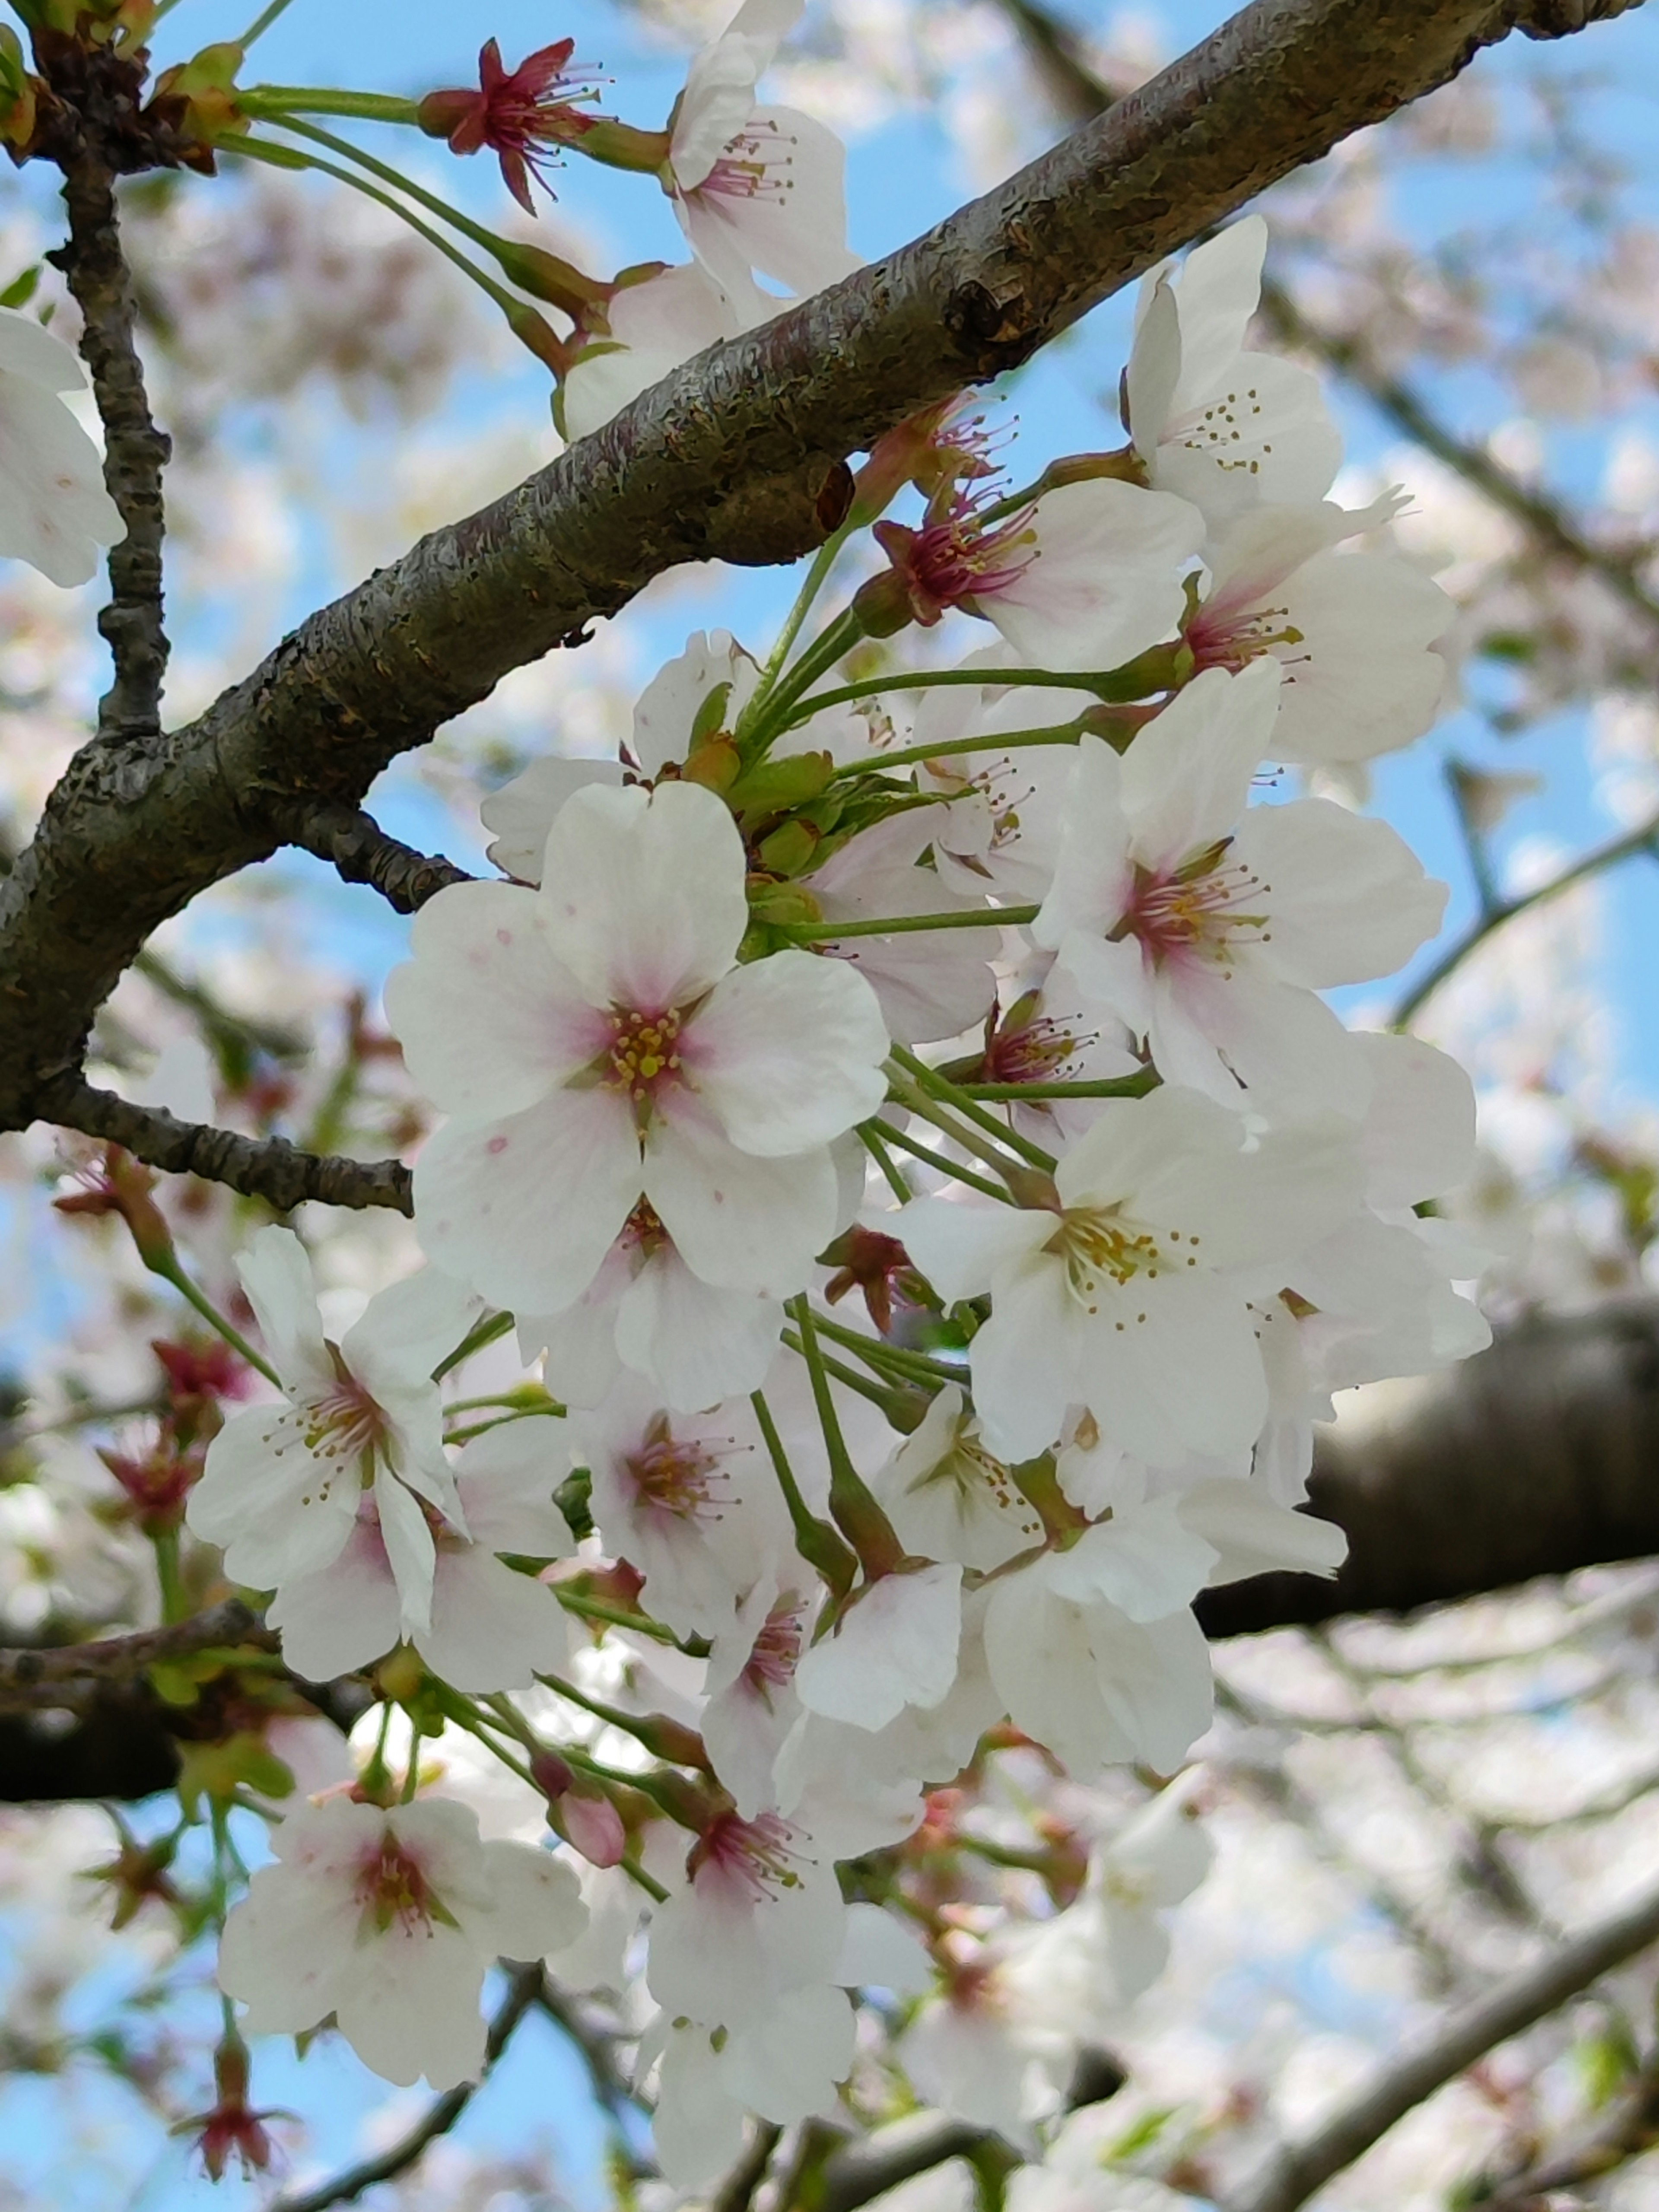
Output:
[
  {"left": 1229, "top": 1875, "right": 1659, "bottom": 2212},
  {"left": 0, "top": 1598, "right": 273, "bottom": 1715},
  {"left": 267, "top": 1962, "right": 543, "bottom": 2212},
  {"left": 51, "top": 152, "right": 171, "bottom": 744},
  {"left": 818, "top": 2114, "right": 993, "bottom": 2212},
  {"left": 40, "top": 1075, "right": 413, "bottom": 1214},
  {"left": 289, "top": 802, "right": 475, "bottom": 914},
  {"left": 1474, "top": 2060, "right": 1659, "bottom": 2206},
  {"left": 711, "top": 2121, "right": 784, "bottom": 2212}
]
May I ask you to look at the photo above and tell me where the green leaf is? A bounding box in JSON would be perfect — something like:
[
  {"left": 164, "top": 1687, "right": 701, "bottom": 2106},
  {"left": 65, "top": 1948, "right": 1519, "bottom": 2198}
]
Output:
[{"left": 0, "top": 265, "right": 40, "bottom": 310}]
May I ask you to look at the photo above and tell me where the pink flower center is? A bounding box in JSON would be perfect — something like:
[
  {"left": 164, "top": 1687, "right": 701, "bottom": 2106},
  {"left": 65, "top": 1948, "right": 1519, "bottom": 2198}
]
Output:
[
  {"left": 1113, "top": 841, "right": 1271, "bottom": 973},
  {"left": 743, "top": 1598, "right": 806, "bottom": 1695},
  {"left": 1187, "top": 596, "right": 1307, "bottom": 677},
  {"left": 625, "top": 1413, "right": 731, "bottom": 1523},
  {"left": 689, "top": 1810, "right": 805, "bottom": 1902},
  {"left": 353, "top": 1832, "right": 448, "bottom": 1937},
  {"left": 695, "top": 118, "right": 793, "bottom": 201},
  {"left": 985, "top": 1005, "right": 1092, "bottom": 1087},
  {"left": 302, "top": 1369, "right": 388, "bottom": 1468},
  {"left": 884, "top": 499, "right": 1038, "bottom": 623}
]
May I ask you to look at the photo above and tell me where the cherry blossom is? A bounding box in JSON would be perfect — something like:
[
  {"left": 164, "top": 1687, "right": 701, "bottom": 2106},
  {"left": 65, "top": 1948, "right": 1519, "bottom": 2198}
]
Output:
[
  {"left": 1033, "top": 661, "right": 1447, "bottom": 1115},
  {"left": 265, "top": 1419, "right": 573, "bottom": 1691},
  {"left": 185, "top": 1231, "right": 479, "bottom": 1627},
  {"left": 218, "top": 1796, "right": 586, "bottom": 2088},
  {"left": 899, "top": 1084, "right": 1361, "bottom": 1463},
  {"left": 1125, "top": 215, "right": 1343, "bottom": 521},
  {"left": 386, "top": 778, "right": 890, "bottom": 1316},
  {"left": 1187, "top": 497, "right": 1453, "bottom": 765},
  {"left": 0, "top": 307, "right": 124, "bottom": 587},
  {"left": 868, "top": 476, "right": 1204, "bottom": 672},
  {"left": 416, "top": 38, "right": 600, "bottom": 212},
  {"left": 662, "top": 0, "right": 861, "bottom": 304},
  {"left": 646, "top": 1805, "right": 845, "bottom": 2031},
  {"left": 793, "top": 1561, "right": 965, "bottom": 1731}
]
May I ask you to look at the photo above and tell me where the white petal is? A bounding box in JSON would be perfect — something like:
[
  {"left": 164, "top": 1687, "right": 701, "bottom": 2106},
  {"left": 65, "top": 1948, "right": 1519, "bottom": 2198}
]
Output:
[
  {"left": 480, "top": 756, "right": 626, "bottom": 884},
  {"left": 688, "top": 950, "right": 889, "bottom": 1155},
  {"left": 421, "top": 1548, "right": 567, "bottom": 1691},
  {"left": 235, "top": 1226, "right": 330, "bottom": 1394},
  {"left": 645, "top": 1105, "right": 839, "bottom": 1295}
]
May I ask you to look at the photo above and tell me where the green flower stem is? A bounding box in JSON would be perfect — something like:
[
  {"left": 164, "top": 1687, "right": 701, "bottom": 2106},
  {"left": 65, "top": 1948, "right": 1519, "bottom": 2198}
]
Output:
[
  {"left": 752, "top": 1387, "right": 858, "bottom": 1597},
  {"left": 868, "top": 1119, "right": 1012, "bottom": 1204},
  {"left": 858, "top": 1122, "right": 912, "bottom": 1202},
  {"left": 741, "top": 524, "right": 859, "bottom": 746},
  {"left": 784, "top": 902, "right": 1039, "bottom": 942},
  {"left": 884, "top": 1068, "right": 1039, "bottom": 1183},
  {"left": 785, "top": 1299, "right": 906, "bottom": 1576},
  {"left": 151, "top": 1528, "right": 187, "bottom": 1624},
  {"left": 779, "top": 1333, "right": 920, "bottom": 1422},
  {"left": 444, "top": 1405, "right": 565, "bottom": 1447},
  {"left": 784, "top": 663, "right": 1152, "bottom": 728},
  {"left": 432, "top": 1309, "right": 517, "bottom": 1382},
  {"left": 239, "top": 85, "right": 422, "bottom": 126},
  {"left": 222, "top": 140, "right": 561, "bottom": 361},
  {"left": 237, "top": 0, "right": 298, "bottom": 43},
  {"left": 361, "top": 1698, "right": 397, "bottom": 1800},
  {"left": 741, "top": 609, "right": 866, "bottom": 752},
  {"left": 553, "top": 1589, "right": 684, "bottom": 1647},
  {"left": 890, "top": 1042, "right": 1058, "bottom": 1173},
  {"left": 830, "top": 718, "right": 1088, "bottom": 781},
  {"left": 958, "top": 1072, "right": 1158, "bottom": 1100},
  {"left": 147, "top": 1252, "right": 279, "bottom": 1387},
  {"left": 808, "top": 1309, "right": 962, "bottom": 1386}
]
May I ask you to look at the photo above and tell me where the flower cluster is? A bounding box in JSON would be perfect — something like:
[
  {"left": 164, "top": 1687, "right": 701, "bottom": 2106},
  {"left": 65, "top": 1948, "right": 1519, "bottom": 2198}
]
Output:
[{"left": 172, "top": 181, "right": 1485, "bottom": 2185}]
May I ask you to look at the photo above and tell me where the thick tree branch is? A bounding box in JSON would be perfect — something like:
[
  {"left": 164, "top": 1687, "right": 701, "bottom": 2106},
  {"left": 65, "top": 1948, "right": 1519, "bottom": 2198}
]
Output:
[
  {"left": 51, "top": 152, "right": 170, "bottom": 743},
  {"left": 265, "top": 1963, "right": 544, "bottom": 2212},
  {"left": 289, "top": 803, "right": 474, "bottom": 914},
  {"left": 1198, "top": 1295, "right": 1659, "bottom": 1637},
  {"left": 0, "top": 0, "right": 1618, "bottom": 1141},
  {"left": 0, "top": 1597, "right": 272, "bottom": 1715},
  {"left": 1004, "top": 0, "right": 1659, "bottom": 638},
  {"left": 41, "top": 1074, "right": 414, "bottom": 1214},
  {"left": 1230, "top": 1871, "right": 1659, "bottom": 2212},
  {"left": 819, "top": 2115, "right": 992, "bottom": 2212}
]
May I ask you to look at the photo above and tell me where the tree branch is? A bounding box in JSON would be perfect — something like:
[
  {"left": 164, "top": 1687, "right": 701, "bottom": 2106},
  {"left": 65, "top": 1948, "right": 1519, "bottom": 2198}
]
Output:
[
  {"left": 819, "top": 2115, "right": 992, "bottom": 2212},
  {"left": 0, "top": 0, "right": 1610, "bottom": 1142},
  {"left": 1197, "top": 1295, "right": 1659, "bottom": 1637},
  {"left": 289, "top": 803, "right": 474, "bottom": 914},
  {"left": 1229, "top": 1872, "right": 1659, "bottom": 2212},
  {"left": 40, "top": 1074, "right": 414, "bottom": 1214},
  {"left": 51, "top": 152, "right": 170, "bottom": 744},
  {"left": 1474, "top": 2058, "right": 1659, "bottom": 2206},
  {"left": 0, "top": 1597, "right": 273, "bottom": 1716},
  {"left": 265, "top": 1962, "right": 544, "bottom": 2212}
]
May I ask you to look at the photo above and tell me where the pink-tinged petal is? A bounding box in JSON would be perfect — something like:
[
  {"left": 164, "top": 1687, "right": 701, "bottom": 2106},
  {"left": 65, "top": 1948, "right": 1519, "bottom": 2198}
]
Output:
[
  {"left": 644, "top": 1106, "right": 839, "bottom": 1296},
  {"left": 681, "top": 108, "right": 862, "bottom": 300},
  {"left": 218, "top": 1866, "right": 360, "bottom": 2032},
  {"left": 235, "top": 1226, "right": 330, "bottom": 1394},
  {"left": 984, "top": 480, "right": 1204, "bottom": 673},
  {"left": 188, "top": 1405, "right": 359, "bottom": 1589},
  {"left": 537, "top": 780, "right": 747, "bottom": 1011},
  {"left": 470, "top": 1840, "right": 587, "bottom": 1959},
  {"left": 480, "top": 756, "right": 626, "bottom": 884},
  {"left": 342, "top": 1268, "right": 483, "bottom": 1395},
  {"left": 334, "top": 1925, "right": 486, "bottom": 2088},
  {"left": 614, "top": 1246, "right": 781, "bottom": 1410},
  {"left": 1118, "top": 661, "right": 1280, "bottom": 861},
  {"left": 420, "top": 1548, "right": 566, "bottom": 1690},
  {"left": 385, "top": 880, "right": 607, "bottom": 1119},
  {"left": 1267, "top": 549, "right": 1450, "bottom": 766},
  {"left": 686, "top": 950, "right": 889, "bottom": 1156},
  {"left": 452, "top": 1423, "right": 574, "bottom": 1555},
  {"left": 375, "top": 1471, "right": 437, "bottom": 1639},
  {"left": 632, "top": 632, "right": 761, "bottom": 778},
  {"left": 268, "top": 1525, "right": 402, "bottom": 1681},
  {"left": 413, "top": 1089, "right": 643, "bottom": 1315},
  {"left": 1231, "top": 798, "right": 1447, "bottom": 986},
  {"left": 967, "top": 1253, "right": 1090, "bottom": 1462},
  {"left": 895, "top": 1193, "right": 1052, "bottom": 1305}
]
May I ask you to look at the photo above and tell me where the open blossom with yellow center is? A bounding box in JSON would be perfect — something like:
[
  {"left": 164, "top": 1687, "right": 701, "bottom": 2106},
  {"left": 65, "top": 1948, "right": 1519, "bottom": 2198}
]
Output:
[
  {"left": 1035, "top": 659, "right": 1446, "bottom": 1118},
  {"left": 386, "top": 777, "right": 890, "bottom": 1319},
  {"left": 900, "top": 1084, "right": 1361, "bottom": 1465}
]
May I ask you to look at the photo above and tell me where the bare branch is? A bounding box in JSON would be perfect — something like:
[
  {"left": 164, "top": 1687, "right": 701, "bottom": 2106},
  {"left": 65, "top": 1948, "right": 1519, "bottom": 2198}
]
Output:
[
  {"left": 50, "top": 153, "right": 170, "bottom": 744},
  {"left": 289, "top": 803, "right": 475, "bottom": 914},
  {"left": 712, "top": 2122, "right": 784, "bottom": 2212},
  {"left": 1230, "top": 1874, "right": 1659, "bottom": 2212},
  {"left": 0, "top": 1597, "right": 273, "bottom": 1716},
  {"left": 1475, "top": 2059, "right": 1659, "bottom": 2206},
  {"left": 818, "top": 2116, "right": 989, "bottom": 2212},
  {"left": 266, "top": 1962, "right": 544, "bottom": 2212},
  {"left": 0, "top": 0, "right": 1611, "bottom": 1144},
  {"left": 40, "top": 1074, "right": 414, "bottom": 1214}
]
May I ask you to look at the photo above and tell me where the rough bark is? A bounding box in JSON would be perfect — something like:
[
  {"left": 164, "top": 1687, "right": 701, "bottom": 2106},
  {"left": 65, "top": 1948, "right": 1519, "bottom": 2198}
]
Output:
[
  {"left": 0, "top": 0, "right": 1624, "bottom": 1144},
  {"left": 1199, "top": 1296, "right": 1659, "bottom": 1637}
]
